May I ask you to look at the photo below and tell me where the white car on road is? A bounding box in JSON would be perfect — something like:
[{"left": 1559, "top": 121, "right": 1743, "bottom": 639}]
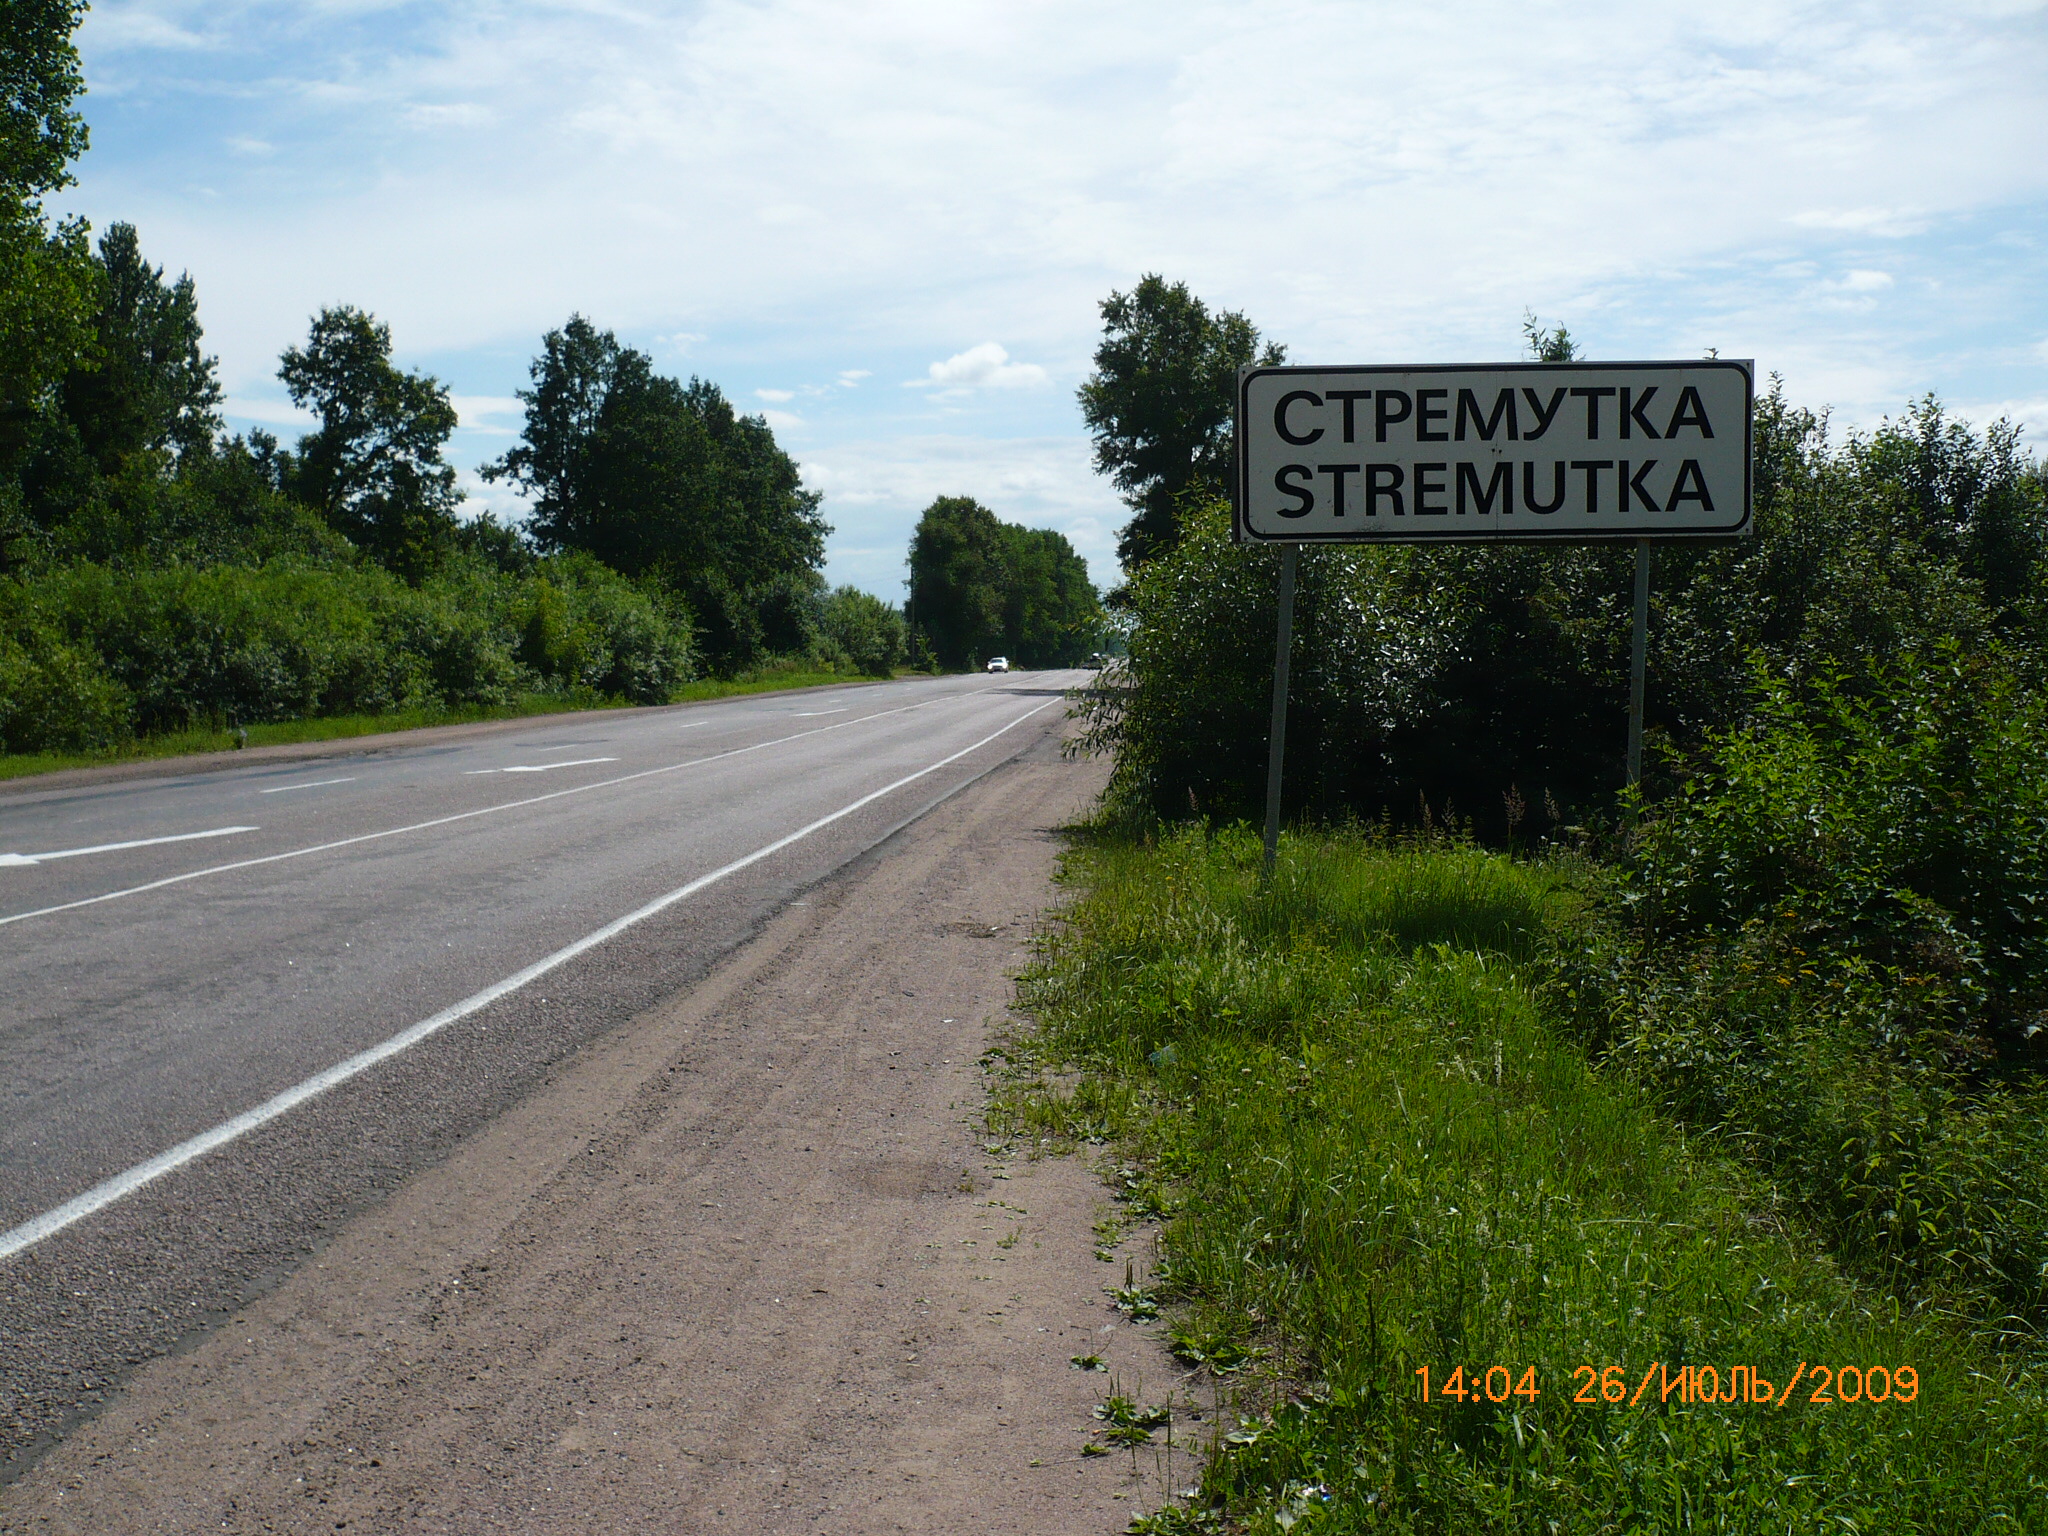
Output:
[{"left": 985, "top": 656, "right": 1009, "bottom": 673}]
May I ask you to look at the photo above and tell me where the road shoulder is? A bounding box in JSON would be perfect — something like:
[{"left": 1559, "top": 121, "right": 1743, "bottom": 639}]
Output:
[{"left": 0, "top": 742, "right": 1195, "bottom": 1534}]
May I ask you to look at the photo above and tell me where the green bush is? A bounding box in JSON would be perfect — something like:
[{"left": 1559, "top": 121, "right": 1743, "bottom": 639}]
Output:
[
  {"left": 1628, "top": 648, "right": 2048, "bottom": 1049},
  {"left": 0, "top": 621, "right": 134, "bottom": 753},
  {"left": 817, "top": 584, "right": 906, "bottom": 676},
  {"left": 501, "top": 553, "right": 696, "bottom": 703},
  {"left": 0, "top": 552, "right": 697, "bottom": 753},
  {"left": 1546, "top": 648, "right": 2048, "bottom": 1333}
]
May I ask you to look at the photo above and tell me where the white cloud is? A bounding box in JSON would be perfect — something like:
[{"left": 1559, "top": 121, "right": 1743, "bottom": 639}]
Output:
[
  {"left": 86, "top": 4, "right": 215, "bottom": 52},
  {"left": 404, "top": 102, "right": 493, "bottom": 130},
  {"left": 1789, "top": 207, "right": 1931, "bottom": 238},
  {"left": 759, "top": 409, "right": 804, "bottom": 432},
  {"left": 221, "top": 395, "right": 314, "bottom": 428},
  {"left": 904, "top": 343, "right": 1050, "bottom": 397},
  {"left": 1953, "top": 395, "right": 2048, "bottom": 439},
  {"left": 754, "top": 387, "right": 795, "bottom": 402},
  {"left": 1841, "top": 270, "right": 1895, "bottom": 292},
  {"left": 2035, "top": 337, "right": 2048, "bottom": 364},
  {"left": 837, "top": 369, "right": 871, "bottom": 387},
  {"left": 451, "top": 394, "right": 525, "bottom": 431}
]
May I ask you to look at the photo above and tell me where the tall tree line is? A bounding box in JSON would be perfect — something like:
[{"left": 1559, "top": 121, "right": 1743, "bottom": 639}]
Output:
[{"left": 906, "top": 495, "right": 1102, "bottom": 669}]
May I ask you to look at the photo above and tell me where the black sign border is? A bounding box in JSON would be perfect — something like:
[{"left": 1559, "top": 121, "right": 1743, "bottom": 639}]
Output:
[{"left": 1234, "top": 359, "right": 1754, "bottom": 545}]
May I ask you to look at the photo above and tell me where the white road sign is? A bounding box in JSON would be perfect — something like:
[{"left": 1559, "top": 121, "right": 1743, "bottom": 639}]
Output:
[{"left": 1236, "top": 360, "right": 1752, "bottom": 543}]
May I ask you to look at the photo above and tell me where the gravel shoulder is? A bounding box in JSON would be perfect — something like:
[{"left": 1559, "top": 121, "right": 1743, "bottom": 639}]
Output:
[{"left": 0, "top": 741, "right": 1197, "bottom": 1534}]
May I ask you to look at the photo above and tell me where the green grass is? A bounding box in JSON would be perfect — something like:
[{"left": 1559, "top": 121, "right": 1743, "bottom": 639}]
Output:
[
  {"left": 994, "top": 823, "right": 2048, "bottom": 1533},
  {"left": 0, "top": 666, "right": 899, "bottom": 781}
]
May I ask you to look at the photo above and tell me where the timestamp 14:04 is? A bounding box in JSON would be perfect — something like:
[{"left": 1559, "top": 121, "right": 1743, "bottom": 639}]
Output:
[{"left": 1416, "top": 1363, "right": 1920, "bottom": 1408}]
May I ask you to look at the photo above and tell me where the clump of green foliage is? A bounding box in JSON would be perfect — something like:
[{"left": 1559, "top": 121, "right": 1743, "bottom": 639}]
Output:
[
  {"left": 1000, "top": 824, "right": 2048, "bottom": 1531},
  {"left": 1548, "top": 645, "right": 2048, "bottom": 1337},
  {"left": 906, "top": 494, "right": 1106, "bottom": 669},
  {"left": 815, "top": 583, "right": 908, "bottom": 676},
  {"left": 0, "top": 551, "right": 694, "bottom": 754}
]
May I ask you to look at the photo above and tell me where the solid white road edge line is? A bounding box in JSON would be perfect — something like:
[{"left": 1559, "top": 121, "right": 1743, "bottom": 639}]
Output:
[
  {"left": 259, "top": 778, "right": 357, "bottom": 794},
  {"left": 0, "top": 826, "right": 259, "bottom": 868},
  {"left": 0, "top": 696, "right": 1058, "bottom": 1262},
  {"left": 0, "top": 680, "right": 1021, "bottom": 929}
]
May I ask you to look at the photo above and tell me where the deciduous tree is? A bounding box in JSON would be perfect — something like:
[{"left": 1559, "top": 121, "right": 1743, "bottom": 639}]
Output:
[
  {"left": 1078, "top": 275, "right": 1283, "bottom": 573},
  {"left": 0, "top": 0, "right": 96, "bottom": 486},
  {"left": 485, "top": 316, "right": 829, "bottom": 668},
  {"left": 907, "top": 496, "right": 1101, "bottom": 669},
  {"left": 280, "top": 306, "right": 462, "bottom": 579}
]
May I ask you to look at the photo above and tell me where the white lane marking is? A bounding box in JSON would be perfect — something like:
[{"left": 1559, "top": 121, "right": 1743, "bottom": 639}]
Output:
[
  {"left": 0, "top": 681, "right": 1029, "bottom": 928},
  {"left": 0, "top": 697, "right": 1059, "bottom": 1261},
  {"left": 464, "top": 757, "right": 619, "bottom": 776},
  {"left": 0, "top": 827, "right": 259, "bottom": 868},
  {"left": 260, "top": 778, "right": 356, "bottom": 795},
  {"left": 792, "top": 709, "right": 847, "bottom": 717}
]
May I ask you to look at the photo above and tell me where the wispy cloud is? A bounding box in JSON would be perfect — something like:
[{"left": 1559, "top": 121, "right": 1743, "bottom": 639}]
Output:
[
  {"left": 221, "top": 395, "right": 314, "bottom": 428},
  {"left": 1790, "top": 207, "right": 1931, "bottom": 238},
  {"left": 802, "top": 434, "right": 1117, "bottom": 595},
  {"left": 451, "top": 394, "right": 524, "bottom": 432}
]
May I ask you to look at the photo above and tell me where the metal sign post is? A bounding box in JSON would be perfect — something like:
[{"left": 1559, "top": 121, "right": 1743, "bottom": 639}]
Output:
[
  {"left": 1261, "top": 546, "right": 1299, "bottom": 876},
  {"left": 1627, "top": 540, "right": 1650, "bottom": 791},
  {"left": 1238, "top": 360, "right": 1752, "bottom": 872}
]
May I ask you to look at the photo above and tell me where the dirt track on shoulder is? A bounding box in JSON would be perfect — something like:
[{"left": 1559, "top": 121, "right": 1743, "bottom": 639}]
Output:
[{"left": 1, "top": 742, "right": 1196, "bottom": 1533}]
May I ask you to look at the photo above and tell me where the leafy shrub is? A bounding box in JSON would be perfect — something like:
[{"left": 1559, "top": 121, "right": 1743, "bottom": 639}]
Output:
[
  {"left": 0, "top": 621, "right": 134, "bottom": 753},
  {"left": 817, "top": 584, "right": 905, "bottom": 676},
  {"left": 0, "top": 552, "right": 697, "bottom": 752},
  {"left": 1545, "top": 648, "right": 2048, "bottom": 1331},
  {"left": 501, "top": 553, "right": 696, "bottom": 703},
  {"left": 1629, "top": 647, "right": 2048, "bottom": 1050}
]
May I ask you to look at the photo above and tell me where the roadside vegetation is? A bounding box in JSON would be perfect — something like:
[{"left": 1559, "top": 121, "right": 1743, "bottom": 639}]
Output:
[
  {"left": 997, "top": 288, "right": 2048, "bottom": 1529},
  {"left": 996, "top": 828, "right": 2048, "bottom": 1530}
]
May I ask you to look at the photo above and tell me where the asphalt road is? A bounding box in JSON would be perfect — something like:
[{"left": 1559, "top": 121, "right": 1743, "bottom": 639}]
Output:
[{"left": 0, "top": 669, "right": 1087, "bottom": 1477}]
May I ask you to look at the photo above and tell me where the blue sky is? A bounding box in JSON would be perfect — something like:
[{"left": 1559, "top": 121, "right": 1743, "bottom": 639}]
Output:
[{"left": 55, "top": 0, "right": 2048, "bottom": 599}]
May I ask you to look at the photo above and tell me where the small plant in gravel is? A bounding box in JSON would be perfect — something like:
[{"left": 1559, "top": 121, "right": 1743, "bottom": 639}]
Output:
[{"left": 1095, "top": 1386, "right": 1173, "bottom": 1447}]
